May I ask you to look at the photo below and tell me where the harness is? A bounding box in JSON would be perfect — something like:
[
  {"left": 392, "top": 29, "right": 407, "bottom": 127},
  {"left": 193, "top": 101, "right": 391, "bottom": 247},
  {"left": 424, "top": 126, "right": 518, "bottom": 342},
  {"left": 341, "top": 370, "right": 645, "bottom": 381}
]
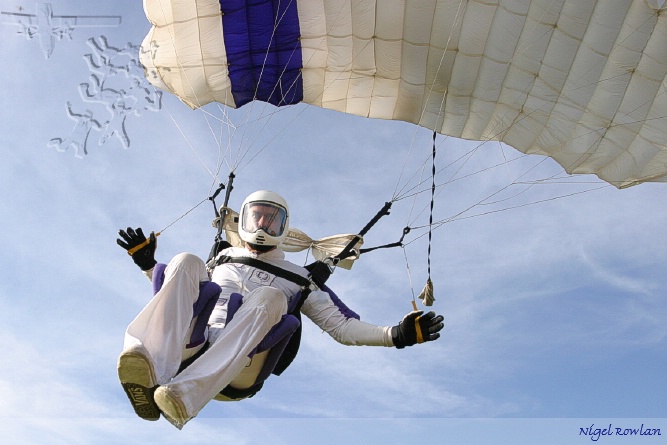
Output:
[
  {"left": 190, "top": 254, "right": 315, "bottom": 399},
  {"left": 211, "top": 255, "right": 312, "bottom": 289}
]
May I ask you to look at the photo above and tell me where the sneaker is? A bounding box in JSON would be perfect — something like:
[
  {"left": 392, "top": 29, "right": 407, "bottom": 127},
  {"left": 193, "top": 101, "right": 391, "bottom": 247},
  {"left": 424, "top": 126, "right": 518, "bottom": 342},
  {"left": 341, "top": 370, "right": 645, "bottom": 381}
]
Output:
[
  {"left": 154, "top": 386, "right": 191, "bottom": 429},
  {"left": 117, "top": 345, "right": 160, "bottom": 421}
]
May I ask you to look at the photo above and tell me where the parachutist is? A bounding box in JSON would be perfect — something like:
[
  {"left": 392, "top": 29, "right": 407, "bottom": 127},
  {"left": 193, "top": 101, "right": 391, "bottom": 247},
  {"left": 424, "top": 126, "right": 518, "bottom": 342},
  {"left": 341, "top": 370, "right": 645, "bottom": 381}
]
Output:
[{"left": 116, "top": 190, "right": 444, "bottom": 429}]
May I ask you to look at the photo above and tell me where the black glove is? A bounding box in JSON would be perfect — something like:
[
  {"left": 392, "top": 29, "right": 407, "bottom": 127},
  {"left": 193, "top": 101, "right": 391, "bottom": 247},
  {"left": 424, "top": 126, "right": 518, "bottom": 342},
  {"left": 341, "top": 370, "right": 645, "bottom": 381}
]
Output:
[
  {"left": 117, "top": 227, "right": 157, "bottom": 271},
  {"left": 391, "top": 310, "right": 444, "bottom": 348}
]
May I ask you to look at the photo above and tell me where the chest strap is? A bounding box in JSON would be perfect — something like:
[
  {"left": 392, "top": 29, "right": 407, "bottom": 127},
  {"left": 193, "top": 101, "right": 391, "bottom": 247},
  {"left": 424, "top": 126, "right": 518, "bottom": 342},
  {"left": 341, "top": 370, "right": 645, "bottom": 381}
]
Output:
[{"left": 212, "top": 255, "right": 312, "bottom": 288}]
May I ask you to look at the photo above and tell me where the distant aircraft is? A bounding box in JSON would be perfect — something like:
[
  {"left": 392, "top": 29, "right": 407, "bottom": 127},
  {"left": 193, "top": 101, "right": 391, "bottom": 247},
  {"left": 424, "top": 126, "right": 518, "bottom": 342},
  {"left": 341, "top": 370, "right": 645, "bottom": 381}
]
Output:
[{"left": 1, "top": 3, "right": 121, "bottom": 59}]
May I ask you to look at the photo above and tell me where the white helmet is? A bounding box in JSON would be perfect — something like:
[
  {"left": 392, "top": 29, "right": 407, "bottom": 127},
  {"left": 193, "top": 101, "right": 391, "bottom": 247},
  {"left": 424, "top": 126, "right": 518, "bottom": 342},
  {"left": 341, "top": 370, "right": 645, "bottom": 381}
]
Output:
[{"left": 238, "top": 190, "right": 289, "bottom": 248}]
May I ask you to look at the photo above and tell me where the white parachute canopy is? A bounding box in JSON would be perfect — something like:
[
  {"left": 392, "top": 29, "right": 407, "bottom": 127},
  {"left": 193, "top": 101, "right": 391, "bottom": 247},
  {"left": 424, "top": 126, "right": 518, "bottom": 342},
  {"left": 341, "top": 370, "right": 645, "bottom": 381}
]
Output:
[{"left": 141, "top": 0, "right": 667, "bottom": 188}]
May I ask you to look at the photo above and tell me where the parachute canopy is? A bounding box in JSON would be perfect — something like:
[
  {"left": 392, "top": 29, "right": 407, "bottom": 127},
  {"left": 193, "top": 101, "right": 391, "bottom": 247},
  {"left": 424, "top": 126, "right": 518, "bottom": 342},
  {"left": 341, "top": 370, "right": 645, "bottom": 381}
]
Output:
[{"left": 141, "top": 0, "right": 667, "bottom": 188}]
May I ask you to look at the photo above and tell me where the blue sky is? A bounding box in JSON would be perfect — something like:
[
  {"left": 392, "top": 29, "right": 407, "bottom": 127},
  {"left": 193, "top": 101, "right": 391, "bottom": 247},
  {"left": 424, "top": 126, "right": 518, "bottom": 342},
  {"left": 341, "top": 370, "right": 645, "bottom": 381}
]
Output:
[{"left": 1, "top": 1, "right": 665, "bottom": 444}]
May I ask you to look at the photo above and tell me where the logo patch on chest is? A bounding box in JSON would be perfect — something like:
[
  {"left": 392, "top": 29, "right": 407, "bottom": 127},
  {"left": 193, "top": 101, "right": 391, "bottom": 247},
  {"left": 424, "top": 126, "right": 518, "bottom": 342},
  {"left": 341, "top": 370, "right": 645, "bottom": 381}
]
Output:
[{"left": 249, "top": 269, "right": 275, "bottom": 286}]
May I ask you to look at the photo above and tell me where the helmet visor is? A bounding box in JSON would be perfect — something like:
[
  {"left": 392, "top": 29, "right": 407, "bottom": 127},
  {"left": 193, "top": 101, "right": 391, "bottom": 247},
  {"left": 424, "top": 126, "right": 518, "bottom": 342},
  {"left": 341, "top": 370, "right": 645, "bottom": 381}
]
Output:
[{"left": 242, "top": 201, "right": 288, "bottom": 237}]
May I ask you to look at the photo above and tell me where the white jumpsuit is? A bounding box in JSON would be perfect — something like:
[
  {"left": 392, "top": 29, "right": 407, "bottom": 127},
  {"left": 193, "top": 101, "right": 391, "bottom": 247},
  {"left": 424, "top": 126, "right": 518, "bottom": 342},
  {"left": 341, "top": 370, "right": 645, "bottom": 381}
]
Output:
[{"left": 123, "top": 247, "right": 393, "bottom": 423}]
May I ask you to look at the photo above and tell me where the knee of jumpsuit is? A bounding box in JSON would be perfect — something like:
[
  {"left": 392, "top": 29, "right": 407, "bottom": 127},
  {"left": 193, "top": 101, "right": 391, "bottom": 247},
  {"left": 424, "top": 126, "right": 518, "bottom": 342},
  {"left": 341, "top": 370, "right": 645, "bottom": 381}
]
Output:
[
  {"left": 242, "top": 287, "right": 288, "bottom": 328},
  {"left": 164, "top": 253, "right": 210, "bottom": 288}
]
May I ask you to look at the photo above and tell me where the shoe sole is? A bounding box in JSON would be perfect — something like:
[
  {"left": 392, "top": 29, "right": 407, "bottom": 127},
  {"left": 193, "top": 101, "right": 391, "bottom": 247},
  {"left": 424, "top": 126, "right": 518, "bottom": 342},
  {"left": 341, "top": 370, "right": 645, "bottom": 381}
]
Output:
[
  {"left": 118, "top": 352, "right": 161, "bottom": 421},
  {"left": 154, "top": 386, "right": 189, "bottom": 430}
]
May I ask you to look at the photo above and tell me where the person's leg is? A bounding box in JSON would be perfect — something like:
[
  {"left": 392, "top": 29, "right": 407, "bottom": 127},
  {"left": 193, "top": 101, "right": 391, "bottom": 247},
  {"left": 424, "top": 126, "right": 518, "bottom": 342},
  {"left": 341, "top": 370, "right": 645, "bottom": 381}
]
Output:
[
  {"left": 118, "top": 253, "right": 209, "bottom": 420},
  {"left": 154, "top": 286, "right": 288, "bottom": 429}
]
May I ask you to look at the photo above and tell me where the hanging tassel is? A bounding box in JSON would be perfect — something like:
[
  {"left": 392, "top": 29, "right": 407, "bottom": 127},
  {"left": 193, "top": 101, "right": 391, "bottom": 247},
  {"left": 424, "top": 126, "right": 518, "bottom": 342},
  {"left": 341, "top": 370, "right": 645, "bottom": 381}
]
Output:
[
  {"left": 417, "top": 278, "right": 434, "bottom": 306},
  {"left": 417, "top": 131, "right": 437, "bottom": 308}
]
